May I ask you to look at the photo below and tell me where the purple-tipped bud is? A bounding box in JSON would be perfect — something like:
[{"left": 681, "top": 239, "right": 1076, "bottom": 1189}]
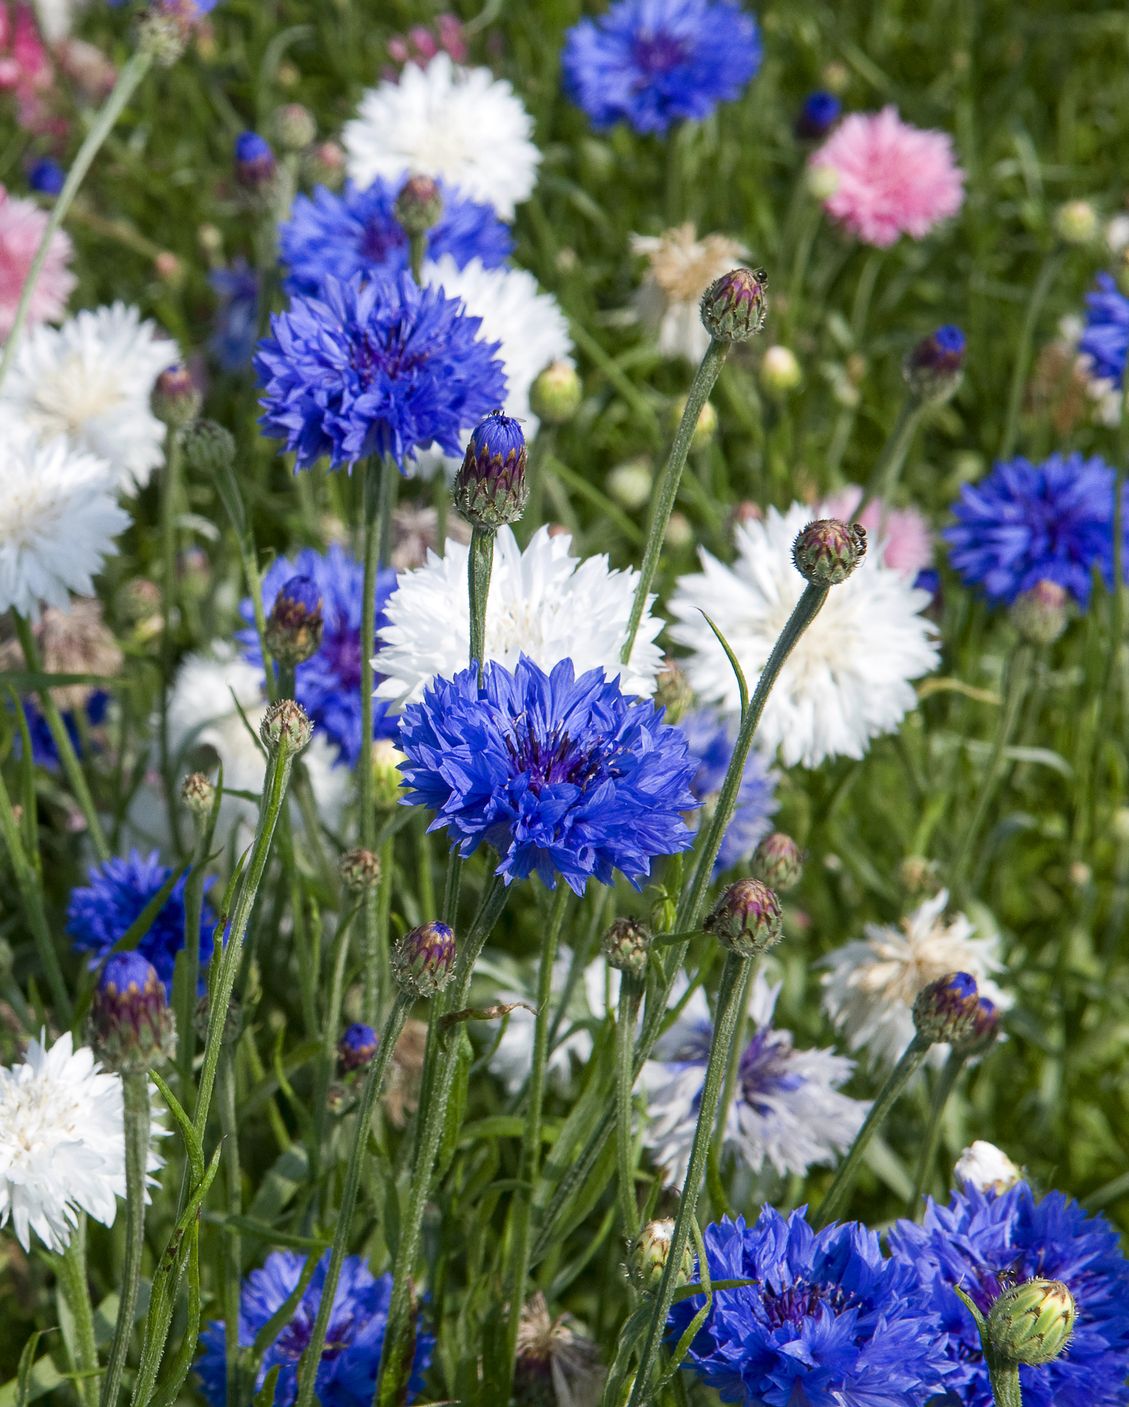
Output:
[
  {"left": 338, "top": 1022, "right": 379, "bottom": 1073},
  {"left": 151, "top": 363, "right": 202, "bottom": 429},
  {"left": 92, "top": 953, "right": 176, "bottom": 1070},
  {"left": 529, "top": 360, "right": 582, "bottom": 426},
  {"left": 1011, "top": 579, "right": 1070, "bottom": 646},
  {"left": 794, "top": 91, "right": 842, "bottom": 141},
  {"left": 259, "top": 698, "right": 313, "bottom": 754},
  {"left": 700, "top": 267, "right": 769, "bottom": 343},
  {"left": 704, "top": 878, "right": 783, "bottom": 958},
  {"left": 235, "top": 131, "right": 276, "bottom": 191},
  {"left": 271, "top": 102, "right": 316, "bottom": 153},
  {"left": 792, "top": 518, "right": 867, "bottom": 584},
  {"left": 28, "top": 157, "right": 65, "bottom": 196},
  {"left": 751, "top": 832, "right": 805, "bottom": 892},
  {"left": 392, "top": 921, "right": 456, "bottom": 998},
  {"left": 904, "top": 325, "right": 966, "bottom": 404},
  {"left": 601, "top": 917, "right": 651, "bottom": 979},
  {"left": 338, "top": 847, "right": 382, "bottom": 893},
  {"left": 453, "top": 411, "right": 529, "bottom": 530},
  {"left": 913, "top": 970, "right": 980, "bottom": 1045},
  {"left": 265, "top": 574, "right": 324, "bottom": 666},
  {"left": 955, "top": 996, "right": 1001, "bottom": 1056},
  {"left": 394, "top": 173, "right": 443, "bottom": 237}
]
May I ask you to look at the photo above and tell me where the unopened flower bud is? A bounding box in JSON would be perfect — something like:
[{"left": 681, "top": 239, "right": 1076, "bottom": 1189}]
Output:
[
  {"left": 751, "top": 833, "right": 804, "bottom": 892},
  {"left": 904, "top": 325, "right": 966, "bottom": 405},
  {"left": 986, "top": 1278, "right": 1076, "bottom": 1367},
  {"left": 181, "top": 418, "right": 236, "bottom": 477},
  {"left": 954, "top": 996, "right": 1001, "bottom": 1057},
  {"left": 392, "top": 921, "right": 456, "bottom": 998},
  {"left": 912, "top": 970, "right": 980, "bottom": 1045},
  {"left": 602, "top": 917, "right": 651, "bottom": 979},
  {"left": 630, "top": 1219, "right": 694, "bottom": 1292},
  {"left": 792, "top": 518, "right": 867, "bottom": 584},
  {"left": 1054, "top": 199, "right": 1098, "bottom": 247},
  {"left": 338, "top": 847, "right": 382, "bottom": 893},
  {"left": 151, "top": 364, "right": 201, "bottom": 428},
  {"left": 91, "top": 953, "right": 176, "bottom": 1070},
  {"left": 28, "top": 156, "right": 65, "bottom": 197},
  {"left": 265, "top": 575, "right": 324, "bottom": 666},
  {"left": 1011, "top": 579, "right": 1070, "bottom": 646},
  {"left": 671, "top": 395, "right": 717, "bottom": 450},
  {"left": 955, "top": 1140, "right": 1022, "bottom": 1195},
  {"left": 700, "top": 267, "right": 769, "bottom": 343},
  {"left": 608, "top": 459, "right": 653, "bottom": 511},
  {"left": 259, "top": 698, "right": 313, "bottom": 754},
  {"left": 337, "top": 1022, "right": 378, "bottom": 1073},
  {"left": 529, "top": 360, "right": 582, "bottom": 425},
  {"left": 304, "top": 140, "right": 345, "bottom": 189},
  {"left": 795, "top": 90, "right": 842, "bottom": 141},
  {"left": 137, "top": 3, "right": 193, "bottom": 65},
  {"left": 654, "top": 657, "right": 693, "bottom": 725},
  {"left": 665, "top": 511, "right": 692, "bottom": 551},
  {"left": 234, "top": 130, "right": 277, "bottom": 191},
  {"left": 181, "top": 771, "right": 215, "bottom": 817},
  {"left": 271, "top": 102, "right": 316, "bottom": 153},
  {"left": 395, "top": 173, "right": 443, "bottom": 237},
  {"left": 704, "top": 878, "right": 783, "bottom": 958},
  {"left": 453, "top": 411, "right": 528, "bottom": 529},
  {"left": 370, "top": 738, "right": 405, "bottom": 809},
  {"left": 760, "top": 344, "right": 802, "bottom": 396},
  {"left": 806, "top": 163, "right": 840, "bottom": 201}
]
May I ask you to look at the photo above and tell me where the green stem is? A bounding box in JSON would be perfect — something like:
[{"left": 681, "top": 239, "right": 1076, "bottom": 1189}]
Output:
[
  {"left": 0, "top": 51, "right": 152, "bottom": 389},
  {"left": 409, "top": 231, "right": 426, "bottom": 283},
  {"left": 615, "top": 975, "right": 644, "bottom": 1238},
  {"left": 99, "top": 1072, "right": 150, "bottom": 1407},
  {"left": 468, "top": 525, "right": 495, "bottom": 678},
  {"left": 58, "top": 1222, "right": 99, "bottom": 1407},
  {"left": 177, "top": 800, "right": 219, "bottom": 1100},
  {"left": 621, "top": 338, "right": 730, "bottom": 663},
  {"left": 999, "top": 250, "right": 1063, "bottom": 461},
  {"left": 620, "top": 952, "right": 750, "bottom": 1407},
  {"left": 308, "top": 905, "right": 361, "bottom": 1218},
  {"left": 813, "top": 1037, "right": 929, "bottom": 1229},
  {"left": 159, "top": 432, "right": 183, "bottom": 854},
  {"left": 987, "top": 1360, "right": 1024, "bottom": 1407},
  {"left": 854, "top": 398, "right": 924, "bottom": 518},
  {"left": 219, "top": 1051, "right": 243, "bottom": 1407},
  {"left": 707, "top": 960, "right": 754, "bottom": 1215},
  {"left": 0, "top": 766, "right": 70, "bottom": 1018},
  {"left": 294, "top": 995, "right": 410, "bottom": 1407},
  {"left": 908, "top": 1047, "right": 966, "bottom": 1212}
]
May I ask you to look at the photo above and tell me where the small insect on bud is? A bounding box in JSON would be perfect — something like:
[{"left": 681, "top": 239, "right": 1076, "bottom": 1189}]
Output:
[
  {"left": 912, "top": 970, "right": 980, "bottom": 1046},
  {"left": 234, "top": 130, "right": 277, "bottom": 192},
  {"left": 704, "top": 878, "right": 783, "bottom": 958},
  {"left": 91, "top": 953, "right": 176, "bottom": 1071},
  {"left": 259, "top": 699, "right": 314, "bottom": 754},
  {"left": 903, "top": 325, "right": 966, "bottom": 405},
  {"left": 630, "top": 1219, "right": 694, "bottom": 1292},
  {"left": 653, "top": 657, "right": 693, "bottom": 725},
  {"left": 392, "top": 921, "right": 456, "bottom": 998},
  {"left": 700, "top": 266, "right": 769, "bottom": 343},
  {"left": 151, "top": 363, "right": 202, "bottom": 429},
  {"left": 794, "top": 90, "right": 842, "bottom": 141},
  {"left": 181, "top": 419, "right": 236, "bottom": 477},
  {"left": 1054, "top": 199, "right": 1098, "bottom": 247},
  {"left": 337, "top": 1022, "right": 378, "bottom": 1074},
  {"left": 265, "top": 575, "right": 324, "bottom": 667},
  {"left": 394, "top": 173, "right": 443, "bottom": 238},
  {"left": 338, "top": 847, "right": 382, "bottom": 893},
  {"left": 180, "top": 770, "right": 215, "bottom": 817},
  {"left": 986, "top": 1278, "right": 1076, "bottom": 1367},
  {"left": 1011, "top": 579, "right": 1070, "bottom": 646},
  {"left": 601, "top": 917, "right": 651, "bottom": 980},
  {"left": 453, "top": 410, "right": 528, "bottom": 530},
  {"left": 271, "top": 102, "right": 316, "bottom": 154},
  {"left": 529, "top": 360, "right": 582, "bottom": 426},
  {"left": 751, "top": 833, "right": 805, "bottom": 892},
  {"left": 792, "top": 518, "right": 867, "bottom": 585}
]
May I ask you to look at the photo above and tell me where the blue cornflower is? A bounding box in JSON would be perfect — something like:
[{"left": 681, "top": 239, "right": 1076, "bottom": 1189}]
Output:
[
  {"left": 398, "top": 655, "right": 698, "bottom": 894},
  {"left": 237, "top": 545, "right": 397, "bottom": 766},
  {"left": 679, "top": 708, "right": 776, "bottom": 872},
  {"left": 66, "top": 849, "right": 216, "bottom": 996},
  {"left": 944, "top": 452, "right": 1128, "bottom": 607},
  {"left": 254, "top": 272, "right": 506, "bottom": 472},
  {"left": 209, "top": 260, "right": 259, "bottom": 373},
  {"left": 1080, "top": 273, "right": 1129, "bottom": 386},
  {"left": 669, "top": 1207, "right": 949, "bottom": 1406},
  {"left": 195, "top": 1251, "right": 433, "bottom": 1406},
  {"left": 19, "top": 691, "right": 108, "bottom": 772},
  {"left": 888, "top": 1183, "right": 1129, "bottom": 1407},
  {"left": 562, "top": 0, "right": 762, "bottom": 136},
  {"left": 27, "top": 157, "right": 65, "bottom": 196},
  {"left": 279, "top": 178, "right": 512, "bottom": 299}
]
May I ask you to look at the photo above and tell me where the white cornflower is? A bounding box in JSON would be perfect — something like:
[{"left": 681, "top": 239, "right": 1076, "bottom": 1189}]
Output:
[
  {"left": 669, "top": 502, "right": 939, "bottom": 767},
  {"left": 0, "top": 422, "right": 127, "bottom": 621},
  {"left": 954, "top": 1140, "right": 1023, "bottom": 1195},
  {"left": 413, "top": 255, "right": 574, "bottom": 480},
  {"left": 342, "top": 54, "right": 541, "bottom": 218},
  {"left": 515, "top": 1292, "right": 604, "bottom": 1407},
  {"left": 2, "top": 303, "right": 178, "bottom": 492},
  {"left": 0, "top": 1031, "right": 160, "bottom": 1253},
  {"left": 640, "top": 974, "right": 868, "bottom": 1187},
  {"left": 822, "top": 888, "right": 1009, "bottom": 1066},
  {"left": 375, "top": 525, "right": 664, "bottom": 709},
  {"left": 631, "top": 224, "right": 746, "bottom": 363}
]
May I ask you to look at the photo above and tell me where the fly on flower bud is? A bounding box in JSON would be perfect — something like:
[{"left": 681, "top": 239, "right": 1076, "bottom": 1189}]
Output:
[
  {"left": 704, "top": 878, "right": 783, "bottom": 958},
  {"left": 903, "top": 325, "right": 966, "bottom": 405},
  {"left": 265, "top": 575, "right": 324, "bottom": 666},
  {"left": 337, "top": 1022, "right": 378, "bottom": 1074},
  {"left": 338, "top": 847, "right": 382, "bottom": 893},
  {"left": 182, "top": 419, "right": 236, "bottom": 477},
  {"left": 91, "top": 953, "right": 176, "bottom": 1070},
  {"left": 630, "top": 1219, "right": 694, "bottom": 1292},
  {"left": 1012, "top": 579, "right": 1070, "bottom": 646},
  {"left": 700, "top": 266, "right": 769, "bottom": 343},
  {"left": 986, "top": 1278, "right": 1076, "bottom": 1366},
  {"left": 954, "top": 996, "right": 1001, "bottom": 1057},
  {"left": 602, "top": 917, "right": 651, "bottom": 979},
  {"left": 392, "top": 921, "right": 456, "bottom": 998},
  {"left": 259, "top": 698, "right": 313, "bottom": 754},
  {"left": 453, "top": 411, "right": 529, "bottom": 530},
  {"left": 912, "top": 970, "right": 980, "bottom": 1045},
  {"left": 751, "top": 833, "right": 805, "bottom": 892},
  {"left": 794, "top": 91, "right": 842, "bottom": 141},
  {"left": 181, "top": 770, "right": 215, "bottom": 817},
  {"left": 529, "top": 360, "right": 582, "bottom": 426},
  {"left": 234, "top": 130, "right": 277, "bottom": 191},
  {"left": 792, "top": 518, "right": 867, "bottom": 585},
  {"left": 151, "top": 363, "right": 202, "bottom": 429},
  {"left": 395, "top": 173, "right": 443, "bottom": 237}
]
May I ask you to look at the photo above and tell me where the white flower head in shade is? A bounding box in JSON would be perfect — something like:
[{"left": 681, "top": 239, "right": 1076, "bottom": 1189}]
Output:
[
  {"left": 669, "top": 502, "right": 939, "bottom": 767},
  {"left": 954, "top": 1140, "right": 1023, "bottom": 1195},
  {"left": 822, "top": 889, "right": 1010, "bottom": 1066},
  {"left": 630, "top": 224, "right": 747, "bottom": 363},
  {"left": 375, "top": 525, "right": 664, "bottom": 709},
  {"left": 0, "top": 422, "right": 127, "bottom": 621},
  {"left": 0, "top": 1031, "right": 161, "bottom": 1253},
  {"left": 2, "top": 303, "right": 178, "bottom": 492},
  {"left": 342, "top": 54, "right": 540, "bottom": 218},
  {"left": 413, "top": 256, "right": 573, "bottom": 481},
  {"left": 640, "top": 973, "right": 868, "bottom": 1187}
]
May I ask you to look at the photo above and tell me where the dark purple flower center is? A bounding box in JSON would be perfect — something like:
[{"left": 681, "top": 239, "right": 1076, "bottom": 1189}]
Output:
[
  {"left": 504, "top": 723, "right": 621, "bottom": 795},
  {"left": 359, "top": 218, "right": 408, "bottom": 265},
  {"left": 632, "top": 29, "right": 690, "bottom": 79},
  {"left": 761, "top": 1277, "right": 861, "bottom": 1330},
  {"left": 275, "top": 1308, "right": 354, "bottom": 1363},
  {"left": 350, "top": 322, "right": 425, "bottom": 386},
  {"left": 738, "top": 1028, "right": 804, "bottom": 1114},
  {"left": 322, "top": 625, "right": 363, "bottom": 690}
]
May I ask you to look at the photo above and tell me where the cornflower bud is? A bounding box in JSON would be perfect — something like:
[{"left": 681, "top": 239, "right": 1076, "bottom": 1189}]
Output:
[
  {"left": 903, "top": 325, "right": 966, "bottom": 405},
  {"left": 986, "top": 1278, "right": 1076, "bottom": 1366},
  {"left": 392, "top": 921, "right": 456, "bottom": 998},
  {"left": 370, "top": 738, "right": 405, "bottom": 809},
  {"left": 234, "top": 130, "right": 277, "bottom": 191},
  {"left": 630, "top": 1219, "right": 694, "bottom": 1292},
  {"left": 954, "top": 996, "right": 1001, "bottom": 1057},
  {"left": 181, "top": 419, "right": 236, "bottom": 477},
  {"left": 337, "top": 1022, "right": 378, "bottom": 1074},
  {"left": 265, "top": 575, "right": 324, "bottom": 666},
  {"left": 601, "top": 917, "right": 651, "bottom": 979},
  {"left": 912, "top": 971, "right": 980, "bottom": 1045},
  {"left": 1011, "top": 579, "right": 1070, "bottom": 646},
  {"left": 760, "top": 344, "right": 802, "bottom": 396},
  {"left": 338, "top": 848, "right": 382, "bottom": 893},
  {"left": 259, "top": 699, "right": 313, "bottom": 754},
  {"left": 700, "top": 267, "right": 769, "bottom": 343},
  {"left": 271, "top": 102, "right": 316, "bottom": 153},
  {"left": 91, "top": 953, "right": 176, "bottom": 1071},
  {"left": 704, "top": 878, "right": 783, "bottom": 958},
  {"left": 794, "top": 90, "right": 842, "bottom": 141},
  {"left": 751, "top": 833, "right": 805, "bottom": 892},
  {"left": 28, "top": 156, "right": 64, "bottom": 197},
  {"left": 453, "top": 411, "right": 528, "bottom": 530},
  {"left": 529, "top": 360, "right": 582, "bottom": 425},
  {"left": 394, "top": 173, "right": 443, "bottom": 238},
  {"left": 1054, "top": 199, "right": 1098, "bottom": 247},
  {"left": 181, "top": 771, "right": 215, "bottom": 817},
  {"left": 792, "top": 518, "right": 867, "bottom": 584},
  {"left": 151, "top": 363, "right": 202, "bottom": 428}
]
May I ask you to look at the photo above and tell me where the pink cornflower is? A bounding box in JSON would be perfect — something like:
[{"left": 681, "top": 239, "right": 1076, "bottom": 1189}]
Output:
[
  {"left": 384, "top": 12, "right": 467, "bottom": 79},
  {"left": 0, "top": 3, "right": 56, "bottom": 134},
  {"left": 0, "top": 185, "right": 75, "bottom": 338},
  {"left": 809, "top": 106, "right": 964, "bottom": 248},
  {"left": 822, "top": 485, "right": 934, "bottom": 579}
]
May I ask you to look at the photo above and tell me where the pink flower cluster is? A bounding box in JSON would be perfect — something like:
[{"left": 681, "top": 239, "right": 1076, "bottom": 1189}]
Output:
[
  {"left": 0, "top": 184, "right": 75, "bottom": 338},
  {"left": 384, "top": 13, "right": 467, "bottom": 80},
  {"left": 810, "top": 106, "right": 964, "bottom": 248},
  {"left": 0, "top": 2, "right": 56, "bottom": 135}
]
